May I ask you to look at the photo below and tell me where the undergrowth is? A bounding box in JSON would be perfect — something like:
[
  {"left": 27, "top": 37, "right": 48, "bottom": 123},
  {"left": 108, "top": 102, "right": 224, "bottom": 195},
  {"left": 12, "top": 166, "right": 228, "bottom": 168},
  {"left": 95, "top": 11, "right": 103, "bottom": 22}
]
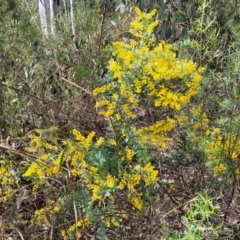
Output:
[{"left": 1, "top": 0, "right": 240, "bottom": 239}]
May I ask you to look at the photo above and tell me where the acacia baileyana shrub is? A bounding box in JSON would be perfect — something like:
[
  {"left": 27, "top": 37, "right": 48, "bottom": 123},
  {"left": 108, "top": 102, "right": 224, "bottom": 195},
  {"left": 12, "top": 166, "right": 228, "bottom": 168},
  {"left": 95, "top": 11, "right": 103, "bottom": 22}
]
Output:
[
  {"left": 93, "top": 7, "right": 204, "bottom": 149},
  {"left": 20, "top": 7, "right": 203, "bottom": 238}
]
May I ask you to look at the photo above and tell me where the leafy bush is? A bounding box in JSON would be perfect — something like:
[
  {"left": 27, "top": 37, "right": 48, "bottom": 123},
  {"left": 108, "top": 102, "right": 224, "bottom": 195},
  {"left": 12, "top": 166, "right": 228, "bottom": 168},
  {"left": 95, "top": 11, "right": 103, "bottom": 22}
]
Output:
[
  {"left": 15, "top": 7, "right": 203, "bottom": 238},
  {"left": 2, "top": 1, "right": 240, "bottom": 239}
]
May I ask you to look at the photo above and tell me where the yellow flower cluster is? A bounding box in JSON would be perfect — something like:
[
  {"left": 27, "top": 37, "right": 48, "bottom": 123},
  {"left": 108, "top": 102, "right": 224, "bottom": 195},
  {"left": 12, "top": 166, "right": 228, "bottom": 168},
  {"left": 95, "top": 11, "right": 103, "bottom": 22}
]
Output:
[
  {"left": 129, "top": 7, "right": 159, "bottom": 43},
  {"left": 0, "top": 161, "right": 17, "bottom": 186},
  {"left": 100, "top": 210, "right": 128, "bottom": 228},
  {"left": 23, "top": 128, "right": 99, "bottom": 186},
  {"left": 86, "top": 172, "right": 117, "bottom": 201},
  {"left": 23, "top": 125, "right": 159, "bottom": 213},
  {"left": 61, "top": 217, "right": 90, "bottom": 240},
  {"left": 118, "top": 171, "right": 141, "bottom": 191},
  {"left": 23, "top": 127, "right": 61, "bottom": 184},
  {"left": 32, "top": 199, "right": 60, "bottom": 226},
  {"left": 190, "top": 104, "right": 210, "bottom": 131},
  {"left": 137, "top": 117, "right": 176, "bottom": 149},
  {"left": 130, "top": 192, "right": 143, "bottom": 210},
  {"left": 96, "top": 136, "right": 104, "bottom": 147},
  {"left": 204, "top": 127, "right": 240, "bottom": 178},
  {"left": 25, "top": 126, "right": 58, "bottom": 153},
  {"left": 118, "top": 162, "right": 158, "bottom": 209},
  {"left": 93, "top": 7, "right": 203, "bottom": 149},
  {"left": 142, "top": 163, "right": 159, "bottom": 186},
  {"left": 0, "top": 160, "right": 19, "bottom": 202},
  {"left": 101, "top": 214, "right": 120, "bottom": 228},
  {"left": 124, "top": 146, "right": 135, "bottom": 161}
]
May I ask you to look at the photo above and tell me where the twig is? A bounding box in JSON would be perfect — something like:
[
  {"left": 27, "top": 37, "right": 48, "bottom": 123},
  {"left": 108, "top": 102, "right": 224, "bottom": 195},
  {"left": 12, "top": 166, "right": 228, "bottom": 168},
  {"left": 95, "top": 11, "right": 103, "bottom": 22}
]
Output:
[
  {"left": 0, "top": 143, "right": 53, "bottom": 167},
  {"left": 157, "top": 180, "right": 185, "bottom": 215},
  {"left": 10, "top": 225, "right": 25, "bottom": 240},
  {"left": 61, "top": 77, "right": 93, "bottom": 96},
  {"left": 108, "top": 117, "right": 118, "bottom": 143},
  {"left": 73, "top": 196, "right": 78, "bottom": 239},
  {"left": 0, "top": 143, "right": 36, "bottom": 159},
  {"left": 0, "top": 81, "right": 92, "bottom": 128},
  {"left": 23, "top": 0, "right": 42, "bottom": 34},
  {"left": 163, "top": 196, "right": 198, "bottom": 218},
  {"left": 0, "top": 82, "right": 47, "bottom": 104},
  {"left": 98, "top": 0, "right": 107, "bottom": 53}
]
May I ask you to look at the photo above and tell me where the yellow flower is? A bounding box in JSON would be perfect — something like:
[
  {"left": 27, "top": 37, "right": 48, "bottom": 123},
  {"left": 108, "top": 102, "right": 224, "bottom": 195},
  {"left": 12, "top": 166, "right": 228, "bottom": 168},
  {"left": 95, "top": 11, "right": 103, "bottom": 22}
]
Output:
[
  {"left": 106, "top": 174, "right": 116, "bottom": 188},
  {"left": 125, "top": 146, "right": 135, "bottom": 161},
  {"left": 142, "top": 163, "right": 158, "bottom": 186},
  {"left": 96, "top": 137, "right": 104, "bottom": 147},
  {"left": 72, "top": 129, "right": 85, "bottom": 142},
  {"left": 130, "top": 192, "right": 143, "bottom": 210},
  {"left": 109, "top": 139, "right": 117, "bottom": 146},
  {"left": 213, "top": 163, "right": 227, "bottom": 175}
]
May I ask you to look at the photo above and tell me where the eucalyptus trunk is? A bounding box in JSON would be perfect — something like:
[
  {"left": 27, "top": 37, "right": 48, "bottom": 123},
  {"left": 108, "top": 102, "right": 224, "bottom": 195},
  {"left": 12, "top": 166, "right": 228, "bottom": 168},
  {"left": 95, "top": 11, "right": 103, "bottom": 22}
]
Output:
[{"left": 38, "top": 0, "right": 56, "bottom": 36}]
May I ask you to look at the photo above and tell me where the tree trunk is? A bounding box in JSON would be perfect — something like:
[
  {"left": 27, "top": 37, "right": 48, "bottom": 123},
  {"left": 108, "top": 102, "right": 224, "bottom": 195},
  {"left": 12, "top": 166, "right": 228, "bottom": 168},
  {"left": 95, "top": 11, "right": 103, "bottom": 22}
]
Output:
[
  {"left": 38, "top": 0, "right": 75, "bottom": 37},
  {"left": 69, "top": 0, "right": 75, "bottom": 36},
  {"left": 39, "top": 0, "right": 56, "bottom": 36}
]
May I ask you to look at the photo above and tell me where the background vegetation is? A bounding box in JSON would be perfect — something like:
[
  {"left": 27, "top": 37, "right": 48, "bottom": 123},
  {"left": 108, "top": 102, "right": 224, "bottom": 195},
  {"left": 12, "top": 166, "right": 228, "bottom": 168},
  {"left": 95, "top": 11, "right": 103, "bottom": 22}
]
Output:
[{"left": 1, "top": 0, "right": 240, "bottom": 239}]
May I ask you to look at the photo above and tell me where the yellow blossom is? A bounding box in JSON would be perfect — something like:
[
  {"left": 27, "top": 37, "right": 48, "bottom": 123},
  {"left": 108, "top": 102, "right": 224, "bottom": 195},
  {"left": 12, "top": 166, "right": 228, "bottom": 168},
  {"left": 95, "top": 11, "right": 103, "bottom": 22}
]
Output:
[{"left": 106, "top": 174, "right": 116, "bottom": 188}]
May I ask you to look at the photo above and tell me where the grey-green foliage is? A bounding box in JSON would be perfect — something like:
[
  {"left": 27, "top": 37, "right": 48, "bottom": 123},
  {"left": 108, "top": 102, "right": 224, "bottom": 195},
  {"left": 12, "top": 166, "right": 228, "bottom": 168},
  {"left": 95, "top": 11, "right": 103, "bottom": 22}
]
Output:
[
  {"left": 169, "top": 0, "right": 240, "bottom": 184},
  {"left": 0, "top": 0, "right": 39, "bottom": 136},
  {"left": 192, "top": 0, "right": 240, "bottom": 120},
  {"left": 135, "top": 0, "right": 200, "bottom": 42},
  {"left": 0, "top": 0, "right": 121, "bottom": 137},
  {"left": 135, "top": 0, "right": 239, "bottom": 63}
]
